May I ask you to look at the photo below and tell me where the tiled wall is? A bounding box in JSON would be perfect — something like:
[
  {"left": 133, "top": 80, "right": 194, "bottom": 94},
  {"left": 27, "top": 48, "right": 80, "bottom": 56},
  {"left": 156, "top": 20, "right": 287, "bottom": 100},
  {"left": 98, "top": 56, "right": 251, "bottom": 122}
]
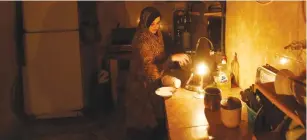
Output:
[{"left": 225, "top": 1, "right": 306, "bottom": 89}]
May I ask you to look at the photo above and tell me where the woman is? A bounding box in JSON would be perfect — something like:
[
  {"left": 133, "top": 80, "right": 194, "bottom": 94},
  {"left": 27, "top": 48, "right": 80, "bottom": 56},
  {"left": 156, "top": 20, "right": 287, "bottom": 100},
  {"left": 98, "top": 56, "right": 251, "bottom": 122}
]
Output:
[{"left": 125, "top": 7, "right": 190, "bottom": 140}]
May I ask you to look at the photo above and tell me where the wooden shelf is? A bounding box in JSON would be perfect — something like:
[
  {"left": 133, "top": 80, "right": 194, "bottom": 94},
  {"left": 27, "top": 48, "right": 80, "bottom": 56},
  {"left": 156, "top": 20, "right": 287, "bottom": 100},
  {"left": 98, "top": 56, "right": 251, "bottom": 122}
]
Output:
[
  {"left": 204, "top": 12, "right": 222, "bottom": 17},
  {"left": 254, "top": 82, "right": 306, "bottom": 127},
  {"left": 188, "top": 11, "right": 200, "bottom": 16},
  {"left": 188, "top": 11, "right": 222, "bottom": 17}
]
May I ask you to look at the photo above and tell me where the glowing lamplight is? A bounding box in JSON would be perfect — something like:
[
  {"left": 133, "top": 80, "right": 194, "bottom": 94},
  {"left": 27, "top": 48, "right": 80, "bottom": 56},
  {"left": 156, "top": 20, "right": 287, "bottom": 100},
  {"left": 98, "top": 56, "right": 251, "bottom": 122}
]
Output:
[
  {"left": 279, "top": 56, "right": 289, "bottom": 65},
  {"left": 196, "top": 62, "right": 208, "bottom": 76},
  {"left": 137, "top": 18, "right": 140, "bottom": 24},
  {"left": 160, "top": 24, "right": 163, "bottom": 30},
  {"left": 193, "top": 62, "right": 209, "bottom": 99},
  {"left": 191, "top": 125, "right": 210, "bottom": 139}
]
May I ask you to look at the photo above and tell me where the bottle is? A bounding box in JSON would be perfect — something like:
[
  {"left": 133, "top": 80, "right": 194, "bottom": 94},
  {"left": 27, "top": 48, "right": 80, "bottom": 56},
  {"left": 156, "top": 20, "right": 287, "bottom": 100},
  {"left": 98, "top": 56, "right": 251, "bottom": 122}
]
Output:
[
  {"left": 176, "top": 30, "right": 181, "bottom": 46},
  {"left": 182, "top": 29, "right": 191, "bottom": 51},
  {"left": 183, "top": 14, "right": 187, "bottom": 24},
  {"left": 216, "top": 56, "right": 231, "bottom": 92},
  {"left": 231, "top": 53, "right": 239, "bottom": 86}
]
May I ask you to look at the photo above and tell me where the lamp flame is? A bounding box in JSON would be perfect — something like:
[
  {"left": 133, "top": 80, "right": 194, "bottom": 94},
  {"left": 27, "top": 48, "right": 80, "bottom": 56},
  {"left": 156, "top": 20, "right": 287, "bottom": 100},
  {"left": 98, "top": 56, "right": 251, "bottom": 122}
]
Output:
[
  {"left": 137, "top": 18, "right": 140, "bottom": 24},
  {"left": 196, "top": 63, "right": 208, "bottom": 76},
  {"left": 279, "top": 57, "right": 289, "bottom": 65}
]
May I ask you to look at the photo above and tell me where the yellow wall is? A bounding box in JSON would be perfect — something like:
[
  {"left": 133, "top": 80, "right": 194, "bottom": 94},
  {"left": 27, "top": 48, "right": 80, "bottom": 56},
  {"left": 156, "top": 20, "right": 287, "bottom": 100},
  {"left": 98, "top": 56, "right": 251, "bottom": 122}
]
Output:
[{"left": 226, "top": 1, "right": 306, "bottom": 89}]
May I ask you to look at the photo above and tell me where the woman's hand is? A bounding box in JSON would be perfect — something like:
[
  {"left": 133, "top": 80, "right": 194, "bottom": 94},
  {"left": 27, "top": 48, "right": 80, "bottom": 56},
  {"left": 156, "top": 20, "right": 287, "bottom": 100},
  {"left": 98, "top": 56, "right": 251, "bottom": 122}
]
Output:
[{"left": 171, "top": 53, "right": 191, "bottom": 66}]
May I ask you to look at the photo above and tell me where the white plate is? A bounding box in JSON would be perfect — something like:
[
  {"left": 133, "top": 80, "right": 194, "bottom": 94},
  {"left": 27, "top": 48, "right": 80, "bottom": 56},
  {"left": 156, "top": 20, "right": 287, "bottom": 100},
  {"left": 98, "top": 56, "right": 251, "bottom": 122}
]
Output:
[{"left": 155, "top": 87, "right": 176, "bottom": 97}]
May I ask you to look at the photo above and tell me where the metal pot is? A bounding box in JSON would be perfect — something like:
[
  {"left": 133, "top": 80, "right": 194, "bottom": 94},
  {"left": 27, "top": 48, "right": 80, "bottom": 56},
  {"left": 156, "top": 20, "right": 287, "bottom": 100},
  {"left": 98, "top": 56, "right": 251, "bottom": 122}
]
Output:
[
  {"left": 220, "top": 97, "right": 242, "bottom": 128},
  {"left": 204, "top": 87, "right": 222, "bottom": 111}
]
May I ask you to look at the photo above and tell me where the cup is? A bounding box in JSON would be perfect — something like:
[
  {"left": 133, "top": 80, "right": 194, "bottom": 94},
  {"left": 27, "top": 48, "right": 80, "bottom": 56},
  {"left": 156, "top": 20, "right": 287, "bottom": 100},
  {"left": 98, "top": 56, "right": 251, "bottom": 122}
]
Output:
[
  {"left": 220, "top": 97, "right": 242, "bottom": 128},
  {"left": 204, "top": 87, "right": 222, "bottom": 111}
]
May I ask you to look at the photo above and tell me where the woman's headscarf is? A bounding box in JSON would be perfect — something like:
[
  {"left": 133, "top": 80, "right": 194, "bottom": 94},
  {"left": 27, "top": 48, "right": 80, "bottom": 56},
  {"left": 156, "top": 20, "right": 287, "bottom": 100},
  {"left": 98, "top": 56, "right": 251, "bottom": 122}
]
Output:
[{"left": 138, "top": 7, "right": 161, "bottom": 30}]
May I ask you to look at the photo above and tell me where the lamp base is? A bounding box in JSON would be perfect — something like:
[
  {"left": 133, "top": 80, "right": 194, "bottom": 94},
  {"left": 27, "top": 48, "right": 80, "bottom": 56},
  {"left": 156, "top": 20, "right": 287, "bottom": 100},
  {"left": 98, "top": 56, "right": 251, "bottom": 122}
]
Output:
[
  {"left": 185, "top": 85, "right": 201, "bottom": 92},
  {"left": 185, "top": 85, "right": 205, "bottom": 99}
]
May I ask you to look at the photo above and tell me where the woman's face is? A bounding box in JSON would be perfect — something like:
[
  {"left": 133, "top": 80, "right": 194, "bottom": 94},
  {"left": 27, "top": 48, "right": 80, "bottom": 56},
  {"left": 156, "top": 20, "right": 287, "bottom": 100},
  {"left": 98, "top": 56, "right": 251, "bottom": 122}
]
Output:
[{"left": 149, "top": 17, "right": 161, "bottom": 34}]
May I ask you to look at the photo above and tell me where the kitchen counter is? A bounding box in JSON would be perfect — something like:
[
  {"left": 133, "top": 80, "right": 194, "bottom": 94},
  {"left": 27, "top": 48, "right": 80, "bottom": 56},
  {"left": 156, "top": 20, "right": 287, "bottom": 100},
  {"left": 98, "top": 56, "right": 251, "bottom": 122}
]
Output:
[{"left": 164, "top": 87, "right": 253, "bottom": 140}]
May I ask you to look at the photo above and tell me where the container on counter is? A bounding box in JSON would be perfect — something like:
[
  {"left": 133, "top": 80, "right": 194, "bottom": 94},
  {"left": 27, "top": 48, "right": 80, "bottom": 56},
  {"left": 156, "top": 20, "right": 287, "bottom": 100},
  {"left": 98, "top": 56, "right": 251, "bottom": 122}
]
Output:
[
  {"left": 216, "top": 56, "right": 231, "bottom": 92},
  {"left": 204, "top": 87, "right": 222, "bottom": 111},
  {"left": 220, "top": 97, "right": 242, "bottom": 128}
]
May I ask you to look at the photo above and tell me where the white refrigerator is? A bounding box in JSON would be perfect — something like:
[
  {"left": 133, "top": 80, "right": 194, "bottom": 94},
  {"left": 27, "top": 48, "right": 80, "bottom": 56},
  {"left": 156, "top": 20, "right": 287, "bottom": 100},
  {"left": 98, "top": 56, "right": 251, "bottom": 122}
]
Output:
[{"left": 22, "top": 2, "right": 84, "bottom": 119}]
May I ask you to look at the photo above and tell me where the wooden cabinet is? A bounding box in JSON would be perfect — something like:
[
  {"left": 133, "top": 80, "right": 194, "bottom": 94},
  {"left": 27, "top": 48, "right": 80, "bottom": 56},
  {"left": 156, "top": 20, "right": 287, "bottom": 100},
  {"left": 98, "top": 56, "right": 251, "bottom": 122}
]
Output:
[{"left": 255, "top": 82, "right": 306, "bottom": 127}]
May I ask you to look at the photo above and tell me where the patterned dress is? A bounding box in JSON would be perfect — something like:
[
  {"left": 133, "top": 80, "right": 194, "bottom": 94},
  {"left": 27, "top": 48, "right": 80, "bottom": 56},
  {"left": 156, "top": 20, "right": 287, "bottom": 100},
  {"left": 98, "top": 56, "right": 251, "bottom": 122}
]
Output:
[{"left": 124, "top": 8, "right": 177, "bottom": 130}]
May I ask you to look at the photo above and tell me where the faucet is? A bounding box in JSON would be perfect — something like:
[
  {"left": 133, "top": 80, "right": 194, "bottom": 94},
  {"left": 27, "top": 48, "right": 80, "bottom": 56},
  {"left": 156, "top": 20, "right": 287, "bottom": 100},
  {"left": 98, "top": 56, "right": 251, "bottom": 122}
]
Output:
[
  {"left": 185, "top": 36, "right": 215, "bottom": 56},
  {"left": 184, "top": 36, "right": 215, "bottom": 92}
]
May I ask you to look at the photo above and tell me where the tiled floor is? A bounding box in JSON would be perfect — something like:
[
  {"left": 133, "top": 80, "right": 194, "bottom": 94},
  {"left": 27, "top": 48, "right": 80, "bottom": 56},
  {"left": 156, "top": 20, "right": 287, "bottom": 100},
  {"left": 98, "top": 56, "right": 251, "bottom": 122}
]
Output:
[
  {"left": 6, "top": 70, "right": 129, "bottom": 140},
  {"left": 18, "top": 90, "right": 126, "bottom": 140}
]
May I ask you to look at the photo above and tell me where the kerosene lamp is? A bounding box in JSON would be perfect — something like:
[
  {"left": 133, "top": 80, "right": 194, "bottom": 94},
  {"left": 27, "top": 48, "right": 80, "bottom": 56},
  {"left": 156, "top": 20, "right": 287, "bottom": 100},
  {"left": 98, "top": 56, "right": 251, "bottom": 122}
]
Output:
[{"left": 184, "top": 36, "right": 214, "bottom": 98}]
